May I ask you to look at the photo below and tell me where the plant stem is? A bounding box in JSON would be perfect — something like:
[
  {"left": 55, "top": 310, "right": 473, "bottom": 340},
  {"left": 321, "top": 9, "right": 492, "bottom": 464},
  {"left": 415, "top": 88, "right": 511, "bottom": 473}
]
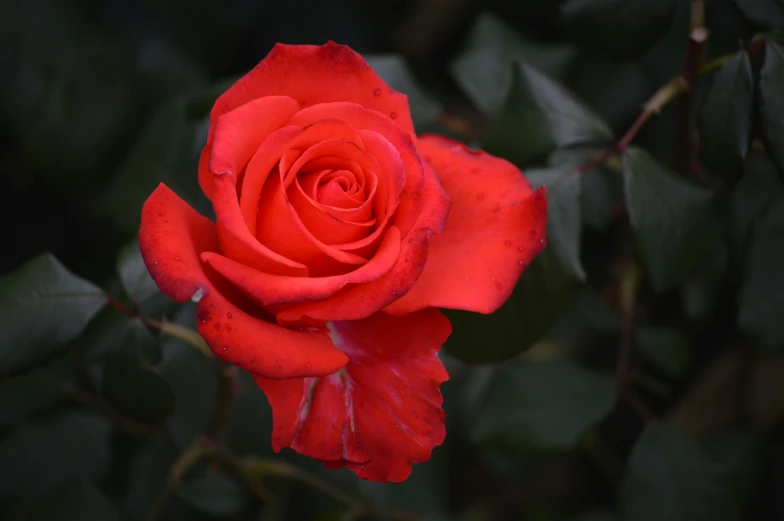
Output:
[
  {"left": 208, "top": 361, "right": 236, "bottom": 440},
  {"left": 244, "top": 457, "right": 420, "bottom": 521},
  {"left": 143, "top": 318, "right": 213, "bottom": 358},
  {"left": 145, "top": 440, "right": 214, "bottom": 521}
]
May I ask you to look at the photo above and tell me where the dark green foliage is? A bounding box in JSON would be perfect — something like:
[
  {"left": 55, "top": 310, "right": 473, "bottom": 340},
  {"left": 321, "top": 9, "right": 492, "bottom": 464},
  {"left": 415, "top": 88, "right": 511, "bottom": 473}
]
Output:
[{"left": 3, "top": 2, "right": 784, "bottom": 521}]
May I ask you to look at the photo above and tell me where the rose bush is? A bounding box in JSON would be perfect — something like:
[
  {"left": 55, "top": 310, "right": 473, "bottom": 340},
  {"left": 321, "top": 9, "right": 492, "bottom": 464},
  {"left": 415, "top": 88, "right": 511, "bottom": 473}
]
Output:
[{"left": 139, "top": 42, "right": 547, "bottom": 482}]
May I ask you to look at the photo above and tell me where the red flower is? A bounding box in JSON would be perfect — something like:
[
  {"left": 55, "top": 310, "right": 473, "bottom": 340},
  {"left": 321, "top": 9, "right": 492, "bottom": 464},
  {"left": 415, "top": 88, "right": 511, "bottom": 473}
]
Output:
[{"left": 139, "top": 42, "right": 547, "bottom": 482}]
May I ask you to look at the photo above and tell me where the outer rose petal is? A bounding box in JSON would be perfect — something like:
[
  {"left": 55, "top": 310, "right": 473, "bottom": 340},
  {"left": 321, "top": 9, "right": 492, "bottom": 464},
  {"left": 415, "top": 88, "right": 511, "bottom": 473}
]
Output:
[
  {"left": 198, "top": 96, "right": 300, "bottom": 199},
  {"left": 254, "top": 308, "right": 451, "bottom": 482},
  {"left": 197, "top": 42, "right": 415, "bottom": 203},
  {"left": 139, "top": 183, "right": 348, "bottom": 379},
  {"left": 385, "top": 135, "right": 549, "bottom": 315}
]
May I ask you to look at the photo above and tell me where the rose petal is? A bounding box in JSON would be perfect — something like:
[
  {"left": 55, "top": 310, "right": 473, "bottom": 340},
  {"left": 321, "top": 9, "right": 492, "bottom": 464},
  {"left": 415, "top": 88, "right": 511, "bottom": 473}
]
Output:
[
  {"left": 276, "top": 163, "right": 450, "bottom": 324},
  {"left": 198, "top": 96, "right": 300, "bottom": 200},
  {"left": 201, "top": 226, "right": 401, "bottom": 307},
  {"left": 212, "top": 173, "right": 309, "bottom": 276},
  {"left": 208, "top": 42, "right": 415, "bottom": 140},
  {"left": 289, "top": 179, "right": 376, "bottom": 245},
  {"left": 385, "top": 135, "right": 549, "bottom": 315},
  {"left": 254, "top": 308, "right": 451, "bottom": 482},
  {"left": 139, "top": 183, "right": 348, "bottom": 378},
  {"left": 288, "top": 103, "right": 422, "bottom": 236},
  {"left": 241, "top": 120, "right": 366, "bottom": 236}
]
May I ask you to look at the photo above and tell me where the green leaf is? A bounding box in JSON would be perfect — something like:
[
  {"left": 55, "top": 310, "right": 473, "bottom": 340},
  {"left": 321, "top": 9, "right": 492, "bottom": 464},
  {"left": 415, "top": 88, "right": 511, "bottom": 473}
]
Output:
[
  {"left": 17, "top": 479, "right": 120, "bottom": 521},
  {"left": 467, "top": 357, "right": 616, "bottom": 452},
  {"left": 738, "top": 198, "right": 784, "bottom": 355},
  {"left": 698, "top": 51, "right": 754, "bottom": 184},
  {"left": 731, "top": 152, "right": 784, "bottom": 259},
  {"left": 733, "top": 0, "right": 784, "bottom": 28},
  {"left": 445, "top": 246, "right": 578, "bottom": 364},
  {"left": 0, "top": 412, "right": 111, "bottom": 501},
  {"left": 760, "top": 42, "right": 784, "bottom": 177},
  {"left": 226, "top": 370, "right": 274, "bottom": 456},
  {"left": 620, "top": 424, "right": 743, "bottom": 521},
  {"left": 176, "top": 475, "right": 246, "bottom": 517},
  {"left": 481, "top": 63, "right": 612, "bottom": 166},
  {"left": 364, "top": 55, "right": 441, "bottom": 130},
  {"left": 681, "top": 219, "right": 729, "bottom": 320},
  {"left": 622, "top": 147, "right": 714, "bottom": 292},
  {"left": 450, "top": 13, "right": 575, "bottom": 115},
  {"left": 0, "top": 0, "right": 138, "bottom": 188},
  {"left": 636, "top": 326, "right": 692, "bottom": 379},
  {"left": 117, "top": 239, "right": 159, "bottom": 304},
  {"left": 526, "top": 167, "right": 585, "bottom": 280},
  {"left": 102, "top": 322, "right": 174, "bottom": 423},
  {"left": 0, "top": 355, "right": 70, "bottom": 430},
  {"left": 560, "top": 0, "right": 678, "bottom": 60},
  {"left": 100, "top": 82, "right": 230, "bottom": 233},
  {"left": 0, "top": 254, "right": 106, "bottom": 377},
  {"left": 549, "top": 147, "right": 623, "bottom": 230}
]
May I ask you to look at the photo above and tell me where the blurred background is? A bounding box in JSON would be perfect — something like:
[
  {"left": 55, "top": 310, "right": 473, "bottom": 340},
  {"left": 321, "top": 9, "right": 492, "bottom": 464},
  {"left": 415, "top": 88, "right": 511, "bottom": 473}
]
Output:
[{"left": 2, "top": 0, "right": 784, "bottom": 520}]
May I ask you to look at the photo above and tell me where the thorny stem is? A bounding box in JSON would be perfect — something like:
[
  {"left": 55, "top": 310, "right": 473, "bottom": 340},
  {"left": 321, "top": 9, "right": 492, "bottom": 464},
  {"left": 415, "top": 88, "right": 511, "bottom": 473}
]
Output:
[
  {"left": 675, "top": 0, "right": 708, "bottom": 176},
  {"left": 208, "top": 361, "right": 236, "bottom": 440},
  {"left": 616, "top": 261, "right": 658, "bottom": 423},
  {"left": 145, "top": 440, "right": 215, "bottom": 521},
  {"left": 245, "top": 458, "right": 421, "bottom": 521}
]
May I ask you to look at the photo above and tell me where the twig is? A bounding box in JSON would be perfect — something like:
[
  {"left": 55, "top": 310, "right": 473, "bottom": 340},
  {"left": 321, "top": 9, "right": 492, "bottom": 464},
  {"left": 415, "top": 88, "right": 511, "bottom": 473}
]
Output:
[
  {"left": 675, "top": 0, "right": 709, "bottom": 176},
  {"left": 244, "top": 458, "right": 421, "bottom": 521},
  {"left": 145, "top": 440, "right": 214, "bottom": 521},
  {"left": 68, "top": 386, "right": 162, "bottom": 437},
  {"left": 207, "top": 361, "right": 236, "bottom": 440},
  {"left": 143, "top": 318, "right": 213, "bottom": 358},
  {"left": 615, "top": 261, "right": 658, "bottom": 422}
]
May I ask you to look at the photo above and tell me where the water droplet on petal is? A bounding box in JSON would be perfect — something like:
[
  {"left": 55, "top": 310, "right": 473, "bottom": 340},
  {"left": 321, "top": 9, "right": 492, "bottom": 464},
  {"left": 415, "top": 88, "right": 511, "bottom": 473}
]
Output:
[
  {"left": 408, "top": 237, "right": 414, "bottom": 243},
  {"left": 221, "top": 346, "right": 228, "bottom": 352},
  {"left": 226, "top": 312, "right": 232, "bottom": 319},
  {"left": 496, "top": 283, "right": 502, "bottom": 290},
  {"left": 539, "top": 238, "right": 545, "bottom": 245},
  {"left": 519, "top": 246, "right": 525, "bottom": 252},
  {"left": 373, "top": 88, "right": 381, "bottom": 96},
  {"left": 504, "top": 240, "right": 512, "bottom": 247},
  {"left": 390, "top": 112, "right": 397, "bottom": 119}
]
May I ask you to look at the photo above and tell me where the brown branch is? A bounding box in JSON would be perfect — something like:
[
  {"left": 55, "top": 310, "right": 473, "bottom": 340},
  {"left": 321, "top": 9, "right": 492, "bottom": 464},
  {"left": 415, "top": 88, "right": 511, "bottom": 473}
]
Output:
[
  {"left": 145, "top": 440, "right": 214, "bottom": 521},
  {"left": 207, "top": 361, "right": 236, "bottom": 441},
  {"left": 244, "top": 457, "right": 421, "bottom": 521}
]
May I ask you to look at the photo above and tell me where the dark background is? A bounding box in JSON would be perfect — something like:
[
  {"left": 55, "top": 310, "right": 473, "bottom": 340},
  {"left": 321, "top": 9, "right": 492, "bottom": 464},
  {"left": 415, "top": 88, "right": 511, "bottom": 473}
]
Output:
[{"left": 2, "top": 0, "right": 784, "bottom": 520}]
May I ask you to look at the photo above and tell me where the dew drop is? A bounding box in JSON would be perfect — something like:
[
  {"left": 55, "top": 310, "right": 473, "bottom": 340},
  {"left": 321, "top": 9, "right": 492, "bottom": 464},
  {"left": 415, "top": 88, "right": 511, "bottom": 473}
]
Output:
[
  {"left": 519, "top": 260, "right": 524, "bottom": 265},
  {"left": 504, "top": 239, "right": 512, "bottom": 247},
  {"left": 519, "top": 246, "right": 525, "bottom": 252},
  {"left": 174, "top": 256, "right": 180, "bottom": 261},
  {"left": 152, "top": 261, "right": 159, "bottom": 266},
  {"left": 408, "top": 237, "right": 414, "bottom": 243},
  {"left": 373, "top": 88, "right": 381, "bottom": 96},
  {"left": 390, "top": 112, "right": 397, "bottom": 119},
  {"left": 226, "top": 312, "right": 232, "bottom": 319},
  {"left": 221, "top": 346, "right": 228, "bottom": 352},
  {"left": 539, "top": 238, "right": 545, "bottom": 245},
  {"left": 392, "top": 291, "right": 398, "bottom": 297},
  {"left": 530, "top": 229, "right": 537, "bottom": 237},
  {"left": 496, "top": 283, "right": 502, "bottom": 290}
]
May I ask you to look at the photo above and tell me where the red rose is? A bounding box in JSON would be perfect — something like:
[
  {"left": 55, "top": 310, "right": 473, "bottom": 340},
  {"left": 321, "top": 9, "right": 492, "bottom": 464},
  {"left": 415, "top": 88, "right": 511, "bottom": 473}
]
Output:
[{"left": 139, "top": 42, "right": 547, "bottom": 482}]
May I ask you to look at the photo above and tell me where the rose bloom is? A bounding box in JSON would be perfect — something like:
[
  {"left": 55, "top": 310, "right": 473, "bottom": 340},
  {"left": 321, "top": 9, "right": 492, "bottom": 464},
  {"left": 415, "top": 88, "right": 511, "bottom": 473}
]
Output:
[{"left": 139, "top": 42, "right": 547, "bottom": 482}]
